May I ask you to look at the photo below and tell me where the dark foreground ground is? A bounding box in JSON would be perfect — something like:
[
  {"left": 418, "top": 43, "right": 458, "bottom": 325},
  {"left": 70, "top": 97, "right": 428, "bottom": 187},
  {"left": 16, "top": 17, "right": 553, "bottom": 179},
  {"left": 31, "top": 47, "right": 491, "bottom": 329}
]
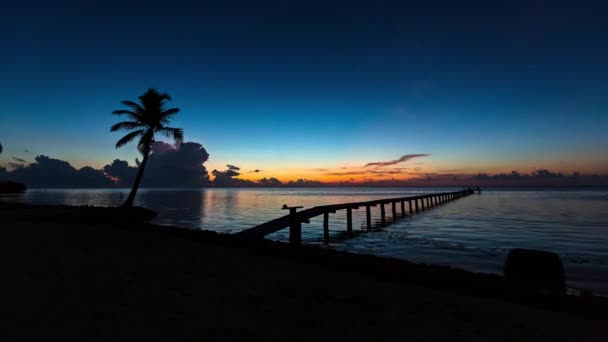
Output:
[{"left": 1, "top": 219, "right": 606, "bottom": 341}]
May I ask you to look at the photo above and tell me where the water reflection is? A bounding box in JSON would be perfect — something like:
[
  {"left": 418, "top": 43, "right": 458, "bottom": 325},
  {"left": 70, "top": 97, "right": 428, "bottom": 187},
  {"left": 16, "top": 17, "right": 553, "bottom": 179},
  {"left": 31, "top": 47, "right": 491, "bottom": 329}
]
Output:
[
  {"left": 138, "top": 189, "right": 205, "bottom": 227},
  {"left": 2, "top": 187, "right": 608, "bottom": 295}
]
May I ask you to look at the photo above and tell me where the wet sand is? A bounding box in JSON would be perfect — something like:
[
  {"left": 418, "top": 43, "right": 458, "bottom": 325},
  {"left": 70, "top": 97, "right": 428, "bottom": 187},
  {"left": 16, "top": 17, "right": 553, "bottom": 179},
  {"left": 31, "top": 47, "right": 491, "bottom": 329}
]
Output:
[{"left": 0, "top": 219, "right": 606, "bottom": 341}]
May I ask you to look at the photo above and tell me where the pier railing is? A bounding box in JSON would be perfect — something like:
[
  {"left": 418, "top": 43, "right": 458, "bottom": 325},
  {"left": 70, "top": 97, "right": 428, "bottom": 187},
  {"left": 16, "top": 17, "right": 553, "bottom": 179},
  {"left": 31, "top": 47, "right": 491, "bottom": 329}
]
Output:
[{"left": 235, "top": 189, "right": 475, "bottom": 245}]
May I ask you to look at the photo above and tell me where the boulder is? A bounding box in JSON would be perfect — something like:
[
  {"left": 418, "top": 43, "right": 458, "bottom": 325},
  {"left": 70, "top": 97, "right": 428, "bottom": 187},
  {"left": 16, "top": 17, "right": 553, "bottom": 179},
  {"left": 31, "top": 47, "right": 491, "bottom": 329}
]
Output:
[{"left": 504, "top": 248, "right": 566, "bottom": 293}]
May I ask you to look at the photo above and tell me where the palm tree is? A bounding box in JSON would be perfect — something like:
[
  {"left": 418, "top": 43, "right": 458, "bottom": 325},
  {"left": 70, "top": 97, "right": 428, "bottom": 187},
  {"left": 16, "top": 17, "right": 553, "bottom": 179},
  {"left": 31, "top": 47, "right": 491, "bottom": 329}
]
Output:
[{"left": 111, "top": 89, "right": 183, "bottom": 207}]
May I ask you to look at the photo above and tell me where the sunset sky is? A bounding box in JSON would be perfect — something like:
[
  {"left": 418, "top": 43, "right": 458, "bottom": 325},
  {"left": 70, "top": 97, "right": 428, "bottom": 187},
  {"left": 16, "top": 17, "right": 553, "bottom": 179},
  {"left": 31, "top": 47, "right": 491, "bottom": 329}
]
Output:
[{"left": 1, "top": 1, "right": 607, "bottom": 183}]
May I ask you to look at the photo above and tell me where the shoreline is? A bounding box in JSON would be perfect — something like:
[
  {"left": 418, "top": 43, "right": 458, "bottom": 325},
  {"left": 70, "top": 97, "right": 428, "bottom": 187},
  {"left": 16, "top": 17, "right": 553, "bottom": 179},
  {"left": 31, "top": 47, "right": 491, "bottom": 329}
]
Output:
[
  {"left": 3, "top": 202, "right": 607, "bottom": 311},
  {"left": 1, "top": 203, "right": 607, "bottom": 340}
]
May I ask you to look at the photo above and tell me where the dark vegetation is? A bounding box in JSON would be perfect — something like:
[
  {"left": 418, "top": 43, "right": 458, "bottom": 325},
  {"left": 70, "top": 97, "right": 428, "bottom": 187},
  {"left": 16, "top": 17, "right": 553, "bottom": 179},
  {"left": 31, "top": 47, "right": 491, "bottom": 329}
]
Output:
[{"left": 0, "top": 181, "right": 26, "bottom": 193}]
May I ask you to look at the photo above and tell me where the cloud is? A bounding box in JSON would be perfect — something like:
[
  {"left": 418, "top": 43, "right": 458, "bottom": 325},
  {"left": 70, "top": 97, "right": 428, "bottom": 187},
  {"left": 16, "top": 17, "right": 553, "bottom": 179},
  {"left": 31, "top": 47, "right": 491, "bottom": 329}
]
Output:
[
  {"left": 142, "top": 141, "right": 211, "bottom": 187},
  {"left": 12, "top": 157, "right": 27, "bottom": 163},
  {"left": 4, "top": 155, "right": 113, "bottom": 188},
  {"left": 212, "top": 164, "right": 256, "bottom": 187},
  {"left": 364, "top": 154, "right": 430, "bottom": 167},
  {"left": 104, "top": 141, "right": 211, "bottom": 187},
  {"left": 249, "top": 169, "right": 262, "bottom": 173},
  {"left": 258, "top": 177, "right": 282, "bottom": 186},
  {"left": 0, "top": 141, "right": 211, "bottom": 188},
  {"left": 103, "top": 159, "right": 137, "bottom": 186}
]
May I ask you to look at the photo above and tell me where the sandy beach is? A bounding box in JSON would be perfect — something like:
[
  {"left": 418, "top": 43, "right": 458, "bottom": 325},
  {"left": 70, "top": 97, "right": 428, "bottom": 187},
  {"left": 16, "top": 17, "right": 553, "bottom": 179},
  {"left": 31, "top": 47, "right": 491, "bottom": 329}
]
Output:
[{"left": 1, "top": 216, "right": 606, "bottom": 341}]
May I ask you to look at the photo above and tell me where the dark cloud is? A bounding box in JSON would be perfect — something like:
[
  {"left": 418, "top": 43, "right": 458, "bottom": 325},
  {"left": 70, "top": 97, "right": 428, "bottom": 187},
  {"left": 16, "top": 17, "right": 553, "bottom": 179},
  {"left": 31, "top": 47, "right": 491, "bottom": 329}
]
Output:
[
  {"left": 212, "top": 164, "right": 255, "bottom": 187},
  {"left": 103, "top": 159, "right": 137, "bottom": 186},
  {"left": 102, "top": 141, "right": 211, "bottom": 187},
  {"left": 0, "top": 141, "right": 211, "bottom": 188},
  {"left": 249, "top": 169, "right": 262, "bottom": 173},
  {"left": 3, "top": 155, "right": 113, "bottom": 188},
  {"left": 258, "top": 177, "right": 282, "bottom": 186},
  {"left": 142, "top": 142, "right": 210, "bottom": 187},
  {"left": 286, "top": 179, "right": 323, "bottom": 187},
  {"left": 12, "top": 157, "right": 27, "bottom": 163},
  {"left": 474, "top": 169, "right": 564, "bottom": 181},
  {"left": 364, "top": 154, "right": 430, "bottom": 167}
]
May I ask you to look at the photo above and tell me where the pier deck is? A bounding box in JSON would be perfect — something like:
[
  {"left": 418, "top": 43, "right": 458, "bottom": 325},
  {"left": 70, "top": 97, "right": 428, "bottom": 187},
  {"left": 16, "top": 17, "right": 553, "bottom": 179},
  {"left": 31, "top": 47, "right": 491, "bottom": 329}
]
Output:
[{"left": 235, "top": 189, "right": 475, "bottom": 244}]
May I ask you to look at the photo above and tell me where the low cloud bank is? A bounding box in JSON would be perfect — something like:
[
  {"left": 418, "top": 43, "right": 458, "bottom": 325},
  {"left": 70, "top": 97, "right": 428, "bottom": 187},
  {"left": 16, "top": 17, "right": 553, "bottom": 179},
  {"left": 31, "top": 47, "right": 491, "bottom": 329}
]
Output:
[
  {"left": 0, "top": 141, "right": 210, "bottom": 188},
  {"left": 1, "top": 146, "right": 606, "bottom": 188}
]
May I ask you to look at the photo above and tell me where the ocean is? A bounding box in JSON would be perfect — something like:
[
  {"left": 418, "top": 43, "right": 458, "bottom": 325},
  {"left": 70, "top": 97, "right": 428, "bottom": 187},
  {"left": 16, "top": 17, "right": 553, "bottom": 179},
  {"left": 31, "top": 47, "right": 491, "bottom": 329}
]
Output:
[{"left": 3, "top": 187, "right": 607, "bottom": 295}]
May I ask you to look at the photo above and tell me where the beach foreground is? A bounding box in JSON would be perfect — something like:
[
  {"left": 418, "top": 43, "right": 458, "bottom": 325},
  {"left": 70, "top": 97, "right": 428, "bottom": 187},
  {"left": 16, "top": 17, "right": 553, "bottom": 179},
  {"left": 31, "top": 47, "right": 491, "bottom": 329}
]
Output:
[{"left": 1, "top": 219, "right": 606, "bottom": 341}]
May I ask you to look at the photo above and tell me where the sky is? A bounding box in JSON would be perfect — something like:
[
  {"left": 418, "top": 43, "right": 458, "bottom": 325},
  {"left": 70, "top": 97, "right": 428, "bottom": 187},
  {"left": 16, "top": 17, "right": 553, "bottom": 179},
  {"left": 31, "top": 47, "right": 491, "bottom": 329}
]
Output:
[{"left": 1, "top": 0, "right": 607, "bottom": 183}]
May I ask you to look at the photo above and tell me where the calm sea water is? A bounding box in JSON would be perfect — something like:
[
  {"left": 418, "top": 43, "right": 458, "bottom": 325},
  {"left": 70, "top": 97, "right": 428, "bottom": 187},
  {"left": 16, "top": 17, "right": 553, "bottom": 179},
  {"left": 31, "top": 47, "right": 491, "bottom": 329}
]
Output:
[{"left": 3, "top": 187, "right": 608, "bottom": 295}]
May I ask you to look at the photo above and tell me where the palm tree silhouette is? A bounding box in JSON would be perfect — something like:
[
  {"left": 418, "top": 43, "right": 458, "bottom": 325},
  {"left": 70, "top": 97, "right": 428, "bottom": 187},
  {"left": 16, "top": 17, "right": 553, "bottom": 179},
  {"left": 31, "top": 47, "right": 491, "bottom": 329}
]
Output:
[{"left": 111, "top": 89, "right": 183, "bottom": 207}]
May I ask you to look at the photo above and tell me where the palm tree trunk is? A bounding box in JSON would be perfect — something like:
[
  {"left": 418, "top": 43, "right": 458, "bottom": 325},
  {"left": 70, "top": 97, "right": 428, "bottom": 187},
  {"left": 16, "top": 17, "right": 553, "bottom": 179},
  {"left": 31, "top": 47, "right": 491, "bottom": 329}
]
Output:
[{"left": 122, "top": 150, "right": 150, "bottom": 207}]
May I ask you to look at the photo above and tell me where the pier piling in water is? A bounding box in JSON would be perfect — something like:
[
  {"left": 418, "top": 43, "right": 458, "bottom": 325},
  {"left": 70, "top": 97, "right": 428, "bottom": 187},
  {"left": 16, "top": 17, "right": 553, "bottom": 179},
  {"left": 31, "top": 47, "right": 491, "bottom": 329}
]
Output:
[
  {"left": 323, "top": 212, "right": 329, "bottom": 244},
  {"left": 365, "top": 205, "right": 372, "bottom": 231},
  {"left": 392, "top": 202, "right": 397, "bottom": 220},
  {"left": 346, "top": 207, "right": 353, "bottom": 235},
  {"left": 236, "top": 189, "right": 476, "bottom": 245},
  {"left": 381, "top": 203, "right": 386, "bottom": 225}
]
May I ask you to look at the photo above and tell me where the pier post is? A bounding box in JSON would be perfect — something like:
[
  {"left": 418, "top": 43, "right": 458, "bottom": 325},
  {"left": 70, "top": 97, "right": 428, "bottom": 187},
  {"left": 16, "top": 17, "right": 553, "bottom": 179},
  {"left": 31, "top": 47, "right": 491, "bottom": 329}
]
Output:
[
  {"left": 323, "top": 212, "right": 329, "bottom": 244},
  {"left": 421, "top": 198, "right": 425, "bottom": 210},
  {"left": 346, "top": 207, "right": 353, "bottom": 235},
  {"left": 282, "top": 205, "right": 303, "bottom": 245},
  {"left": 401, "top": 200, "right": 405, "bottom": 217},
  {"left": 415, "top": 199, "right": 419, "bottom": 212},
  {"left": 381, "top": 203, "right": 386, "bottom": 225},
  {"left": 409, "top": 200, "right": 413, "bottom": 214},
  {"left": 365, "top": 205, "right": 371, "bottom": 231},
  {"left": 392, "top": 201, "right": 397, "bottom": 220}
]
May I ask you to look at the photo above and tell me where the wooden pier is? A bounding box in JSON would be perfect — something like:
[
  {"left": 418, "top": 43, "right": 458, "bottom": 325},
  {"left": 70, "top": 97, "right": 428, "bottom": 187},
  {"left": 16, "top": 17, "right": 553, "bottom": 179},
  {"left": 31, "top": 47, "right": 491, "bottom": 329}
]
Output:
[{"left": 234, "top": 189, "right": 475, "bottom": 245}]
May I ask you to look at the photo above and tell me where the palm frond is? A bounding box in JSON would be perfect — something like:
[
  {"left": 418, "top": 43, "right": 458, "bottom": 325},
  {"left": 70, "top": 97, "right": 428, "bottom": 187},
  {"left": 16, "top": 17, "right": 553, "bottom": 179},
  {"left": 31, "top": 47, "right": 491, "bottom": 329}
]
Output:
[
  {"left": 158, "top": 127, "right": 184, "bottom": 144},
  {"left": 115, "top": 130, "right": 145, "bottom": 149},
  {"left": 155, "top": 90, "right": 172, "bottom": 102},
  {"left": 159, "top": 107, "right": 180, "bottom": 124},
  {"left": 120, "top": 100, "right": 145, "bottom": 113},
  {"left": 110, "top": 121, "right": 145, "bottom": 132},
  {"left": 112, "top": 109, "right": 143, "bottom": 122}
]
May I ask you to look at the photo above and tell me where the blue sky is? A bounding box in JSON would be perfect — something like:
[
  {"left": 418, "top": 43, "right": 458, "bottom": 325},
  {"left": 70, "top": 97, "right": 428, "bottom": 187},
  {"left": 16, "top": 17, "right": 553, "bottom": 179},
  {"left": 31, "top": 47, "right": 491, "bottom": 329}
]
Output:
[{"left": 1, "top": 0, "right": 607, "bottom": 181}]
